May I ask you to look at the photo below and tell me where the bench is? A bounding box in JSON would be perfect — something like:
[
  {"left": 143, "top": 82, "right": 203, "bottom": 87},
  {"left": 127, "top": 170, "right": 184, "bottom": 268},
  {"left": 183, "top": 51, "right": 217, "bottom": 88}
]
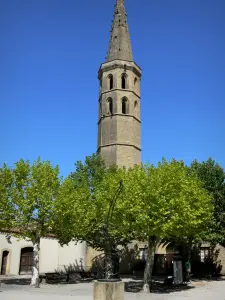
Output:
[
  {"left": 45, "top": 271, "right": 95, "bottom": 284},
  {"left": 45, "top": 272, "right": 69, "bottom": 284}
]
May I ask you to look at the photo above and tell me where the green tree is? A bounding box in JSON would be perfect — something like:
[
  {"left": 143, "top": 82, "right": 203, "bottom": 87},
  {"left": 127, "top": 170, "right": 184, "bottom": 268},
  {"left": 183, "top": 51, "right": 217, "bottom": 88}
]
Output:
[
  {"left": 191, "top": 158, "right": 225, "bottom": 245},
  {"left": 0, "top": 164, "right": 15, "bottom": 228},
  {"left": 0, "top": 158, "right": 60, "bottom": 287},
  {"left": 54, "top": 154, "right": 133, "bottom": 279},
  {"left": 123, "top": 160, "right": 212, "bottom": 292}
]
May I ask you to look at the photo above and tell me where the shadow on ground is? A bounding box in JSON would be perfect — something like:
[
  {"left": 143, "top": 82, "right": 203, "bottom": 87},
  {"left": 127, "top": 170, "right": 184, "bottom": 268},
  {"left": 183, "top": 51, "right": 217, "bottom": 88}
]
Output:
[
  {"left": 192, "top": 276, "right": 225, "bottom": 282},
  {"left": 0, "top": 277, "right": 94, "bottom": 286},
  {"left": 125, "top": 281, "right": 195, "bottom": 294},
  {"left": 1, "top": 278, "right": 31, "bottom": 285}
]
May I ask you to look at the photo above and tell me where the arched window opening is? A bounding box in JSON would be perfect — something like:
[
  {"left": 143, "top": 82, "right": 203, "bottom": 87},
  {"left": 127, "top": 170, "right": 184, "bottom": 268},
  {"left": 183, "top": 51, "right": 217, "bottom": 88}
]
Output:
[
  {"left": 108, "top": 98, "right": 113, "bottom": 115},
  {"left": 122, "top": 98, "right": 128, "bottom": 114},
  {"left": 134, "top": 101, "right": 138, "bottom": 109},
  {"left": 19, "top": 247, "right": 33, "bottom": 275},
  {"left": 1, "top": 251, "right": 9, "bottom": 275},
  {"left": 134, "top": 77, "right": 137, "bottom": 86},
  {"left": 108, "top": 75, "right": 113, "bottom": 90},
  {"left": 121, "top": 74, "right": 126, "bottom": 89}
]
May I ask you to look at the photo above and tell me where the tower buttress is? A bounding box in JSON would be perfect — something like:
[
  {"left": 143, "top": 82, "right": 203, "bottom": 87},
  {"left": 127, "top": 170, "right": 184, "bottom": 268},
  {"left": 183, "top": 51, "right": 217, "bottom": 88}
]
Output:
[{"left": 97, "top": 0, "right": 142, "bottom": 168}]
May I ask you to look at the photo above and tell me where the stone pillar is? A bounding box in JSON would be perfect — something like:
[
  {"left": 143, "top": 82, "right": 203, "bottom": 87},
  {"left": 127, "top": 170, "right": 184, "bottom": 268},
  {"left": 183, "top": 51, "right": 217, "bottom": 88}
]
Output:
[{"left": 93, "top": 281, "right": 124, "bottom": 300}]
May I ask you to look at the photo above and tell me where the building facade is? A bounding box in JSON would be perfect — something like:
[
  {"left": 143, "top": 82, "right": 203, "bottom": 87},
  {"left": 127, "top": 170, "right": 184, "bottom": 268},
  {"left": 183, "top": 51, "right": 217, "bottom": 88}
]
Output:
[{"left": 0, "top": 231, "right": 86, "bottom": 276}]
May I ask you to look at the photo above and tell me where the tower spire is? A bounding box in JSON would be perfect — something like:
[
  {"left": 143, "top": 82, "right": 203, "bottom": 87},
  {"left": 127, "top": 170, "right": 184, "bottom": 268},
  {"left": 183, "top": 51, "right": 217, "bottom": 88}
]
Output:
[{"left": 106, "top": 0, "right": 133, "bottom": 62}]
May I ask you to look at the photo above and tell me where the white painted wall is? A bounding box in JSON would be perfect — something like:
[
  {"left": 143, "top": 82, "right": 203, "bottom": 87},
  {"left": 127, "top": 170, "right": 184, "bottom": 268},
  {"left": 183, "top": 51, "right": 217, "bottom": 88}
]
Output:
[
  {"left": 0, "top": 233, "right": 86, "bottom": 275},
  {"left": 58, "top": 241, "right": 87, "bottom": 272},
  {"left": 39, "top": 238, "right": 59, "bottom": 273}
]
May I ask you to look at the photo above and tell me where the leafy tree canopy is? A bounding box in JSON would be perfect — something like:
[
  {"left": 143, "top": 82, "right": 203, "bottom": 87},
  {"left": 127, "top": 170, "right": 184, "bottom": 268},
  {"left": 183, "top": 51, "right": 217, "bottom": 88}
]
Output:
[
  {"left": 0, "top": 158, "right": 61, "bottom": 239},
  {"left": 0, "top": 158, "right": 61, "bottom": 287},
  {"left": 190, "top": 158, "right": 225, "bottom": 244},
  {"left": 124, "top": 159, "right": 213, "bottom": 243},
  {"left": 54, "top": 154, "right": 133, "bottom": 250},
  {"left": 122, "top": 159, "right": 212, "bottom": 292}
]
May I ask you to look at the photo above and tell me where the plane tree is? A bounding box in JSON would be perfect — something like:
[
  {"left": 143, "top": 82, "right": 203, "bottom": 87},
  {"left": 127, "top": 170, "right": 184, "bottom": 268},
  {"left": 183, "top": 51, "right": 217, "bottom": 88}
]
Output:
[
  {"left": 54, "top": 154, "right": 133, "bottom": 279},
  {"left": 123, "top": 160, "right": 212, "bottom": 292},
  {"left": 0, "top": 158, "right": 61, "bottom": 287},
  {"left": 190, "top": 158, "right": 225, "bottom": 245}
]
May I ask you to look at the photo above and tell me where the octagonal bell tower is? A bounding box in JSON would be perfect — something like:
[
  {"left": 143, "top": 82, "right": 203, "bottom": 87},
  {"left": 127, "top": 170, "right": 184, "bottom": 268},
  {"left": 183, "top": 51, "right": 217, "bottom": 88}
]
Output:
[{"left": 97, "top": 0, "right": 142, "bottom": 168}]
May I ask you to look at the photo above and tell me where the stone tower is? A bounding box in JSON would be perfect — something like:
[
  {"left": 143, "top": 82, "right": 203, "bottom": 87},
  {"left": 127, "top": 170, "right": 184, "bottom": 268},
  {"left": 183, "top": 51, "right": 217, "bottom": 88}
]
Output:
[{"left": 97, "top": 0, "right": 142, "bottom": 168}]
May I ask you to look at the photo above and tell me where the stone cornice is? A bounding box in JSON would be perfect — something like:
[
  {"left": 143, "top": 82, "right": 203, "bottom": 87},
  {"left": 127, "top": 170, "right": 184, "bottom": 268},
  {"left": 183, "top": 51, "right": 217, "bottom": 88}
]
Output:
[
  {"left": 97, "top": 143, "right": 141, "bottom": 152},
  {"left": 99, "top": 89, "right": 141, "bottom": 100},
  {"left": 100, "top": 59, "right": 142, "bottom": 71},
  {"left": 98, "top": 61, "right": 142, "bottom": 79},
  {"left": 97, "top": 113, "right": 141, "bottom": 125}
]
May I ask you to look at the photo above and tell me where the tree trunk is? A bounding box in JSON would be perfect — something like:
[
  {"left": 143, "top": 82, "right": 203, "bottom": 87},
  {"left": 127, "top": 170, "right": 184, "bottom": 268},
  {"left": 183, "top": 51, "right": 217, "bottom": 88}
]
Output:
[
  {"left": 142, "top": 237, "right": 157, "bottom": 293},
  {"left": 186, "top": 240, "right": 192, "bottom": 281},
  {"left": 31, "top": 235, "right": 40, "bottom": 288},
  {"left": 104, "top": 244, "right": 113, "bottom": 279}
]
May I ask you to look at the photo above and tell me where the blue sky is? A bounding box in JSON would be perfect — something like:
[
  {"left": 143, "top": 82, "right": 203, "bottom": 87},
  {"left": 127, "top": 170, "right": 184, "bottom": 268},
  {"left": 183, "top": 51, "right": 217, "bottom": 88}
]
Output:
[{"left": 1, "top": 0, "right": 225, "bottom": 176}]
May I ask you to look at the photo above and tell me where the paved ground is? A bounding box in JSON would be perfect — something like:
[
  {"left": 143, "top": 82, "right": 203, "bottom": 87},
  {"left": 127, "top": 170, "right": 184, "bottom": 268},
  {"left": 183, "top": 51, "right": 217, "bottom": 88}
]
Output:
[{"left": 1, "top": 278, "right": 225, "bottom": 300}]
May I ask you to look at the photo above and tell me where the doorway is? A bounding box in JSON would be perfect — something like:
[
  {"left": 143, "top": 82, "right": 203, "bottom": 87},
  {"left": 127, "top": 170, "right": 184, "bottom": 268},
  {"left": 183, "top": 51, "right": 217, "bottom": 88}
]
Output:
[
  {"left": 19, "top": 247, "right": 33, "bottom": 275},
  {"left": 1, "top": 250, "right": 9, "bottom": 275}
]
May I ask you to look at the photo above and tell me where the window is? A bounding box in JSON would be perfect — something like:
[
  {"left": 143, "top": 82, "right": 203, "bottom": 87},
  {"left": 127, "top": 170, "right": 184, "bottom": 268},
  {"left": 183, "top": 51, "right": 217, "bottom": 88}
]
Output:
[
  {"left": 108, "top": 75, "right": 113, "bottom": 90},
  {"left": 134, "top": 101, "right": 138, "bottom": 109},
  {"left": 134, "top": 77, "right": 137, "bottom": 86},
  {"left": 200, "top": 247, "right": 209, "bottom": 262},
  {"left": 121, "top": 74, "right": 126, "bottom": 89},
  {"left": 108, "top": 98, "right": 113, "bottom": 114},
  {"left": 122, "top": 97, "right": 128, "bottom": 114}
]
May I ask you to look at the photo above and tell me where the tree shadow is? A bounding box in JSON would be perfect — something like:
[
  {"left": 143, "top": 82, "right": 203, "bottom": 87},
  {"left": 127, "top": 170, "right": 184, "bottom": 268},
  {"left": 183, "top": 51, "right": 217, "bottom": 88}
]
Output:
[
  {"left": 0, "top": 278, "right": 31, "bottom": 285},
  {"left": 90, "top": 253, "right": 105, "bottom": 279},
  {"left": 89, "top": 244, "right": 143, "bottom": 279},
  {"left": 119, "top": 244, "right": 140, "bottom": 275},
  {"left": 54, "top": 259, "right": 95, "bottom": 284},
  {"left": 125, "top": 280, "right": 195, "bottom": 294},
  {"left": 191, "top": 276, "right": 225, "bottom": 282},
  {"left": 152, "top": 282, "right": 194, "bottom": 294}
]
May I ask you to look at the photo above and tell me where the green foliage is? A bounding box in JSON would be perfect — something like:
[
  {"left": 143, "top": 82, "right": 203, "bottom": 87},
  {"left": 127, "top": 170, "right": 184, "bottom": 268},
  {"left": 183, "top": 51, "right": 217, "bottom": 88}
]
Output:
[
  {"left": 54, "top": 154, "right": 133, "bottom": 250},
  {"left": 123, "top": 159, "right": 212, "bottom": 242},
  {"left": 0, "top": 158, "right": 61, "bottom": 241},
  {"left": 1, "top": 154, "right": 214, "bottom": 287},
  {"left": 1, "top": 154, "right": 215, "bottom": 287},
  {"left": 190, "top": 158, "right": 225, "bottom": 244},
  {"left": 55, "top": 156, "right": 212, "bottom": 252},
  {"left": 0, "top": 163, "right": 14, "bottom": 228},
  {"left": 121, "top": 159, "right": 213, "bottom": 292}
]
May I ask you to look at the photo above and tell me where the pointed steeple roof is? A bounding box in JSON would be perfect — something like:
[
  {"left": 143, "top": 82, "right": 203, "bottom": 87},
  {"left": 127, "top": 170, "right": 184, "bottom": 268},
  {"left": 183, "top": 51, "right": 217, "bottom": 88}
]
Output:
[{"left": 106, "top": 0, "right": 133, "bottom": 62}]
